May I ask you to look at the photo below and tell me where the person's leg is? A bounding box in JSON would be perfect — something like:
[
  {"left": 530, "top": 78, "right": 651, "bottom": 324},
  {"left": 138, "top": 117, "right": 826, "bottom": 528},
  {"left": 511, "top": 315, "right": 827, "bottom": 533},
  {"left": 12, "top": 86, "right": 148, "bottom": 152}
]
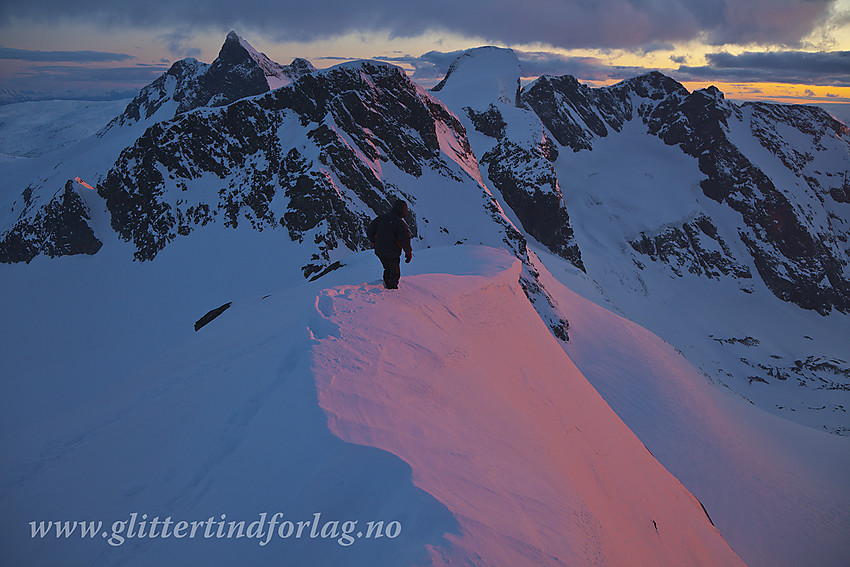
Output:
[
  {"left": 378, "top": 254, "right": 401, "bottom": 288},
  {"left": 387, "top": 256, "right": 401, "bottom": 288}
]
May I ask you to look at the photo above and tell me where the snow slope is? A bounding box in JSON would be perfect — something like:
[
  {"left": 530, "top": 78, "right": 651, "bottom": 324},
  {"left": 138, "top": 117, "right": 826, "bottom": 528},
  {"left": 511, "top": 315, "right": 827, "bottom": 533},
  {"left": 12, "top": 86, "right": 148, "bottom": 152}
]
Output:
[
  {"left": 1, "top": 245, "right": 747, "bottom": 567},
  {"left": 3, "top": 244, "right": 847, "bottom": 566},
  {"left": 532, "top": 251, "right": 850, "bottom": 567},
  {"left": 312, "top": 247, "right": 745, "bottom": 566},
  {"left": 430, "top": 46, "right": 850, "bottom": 436},
  {"left": 0, "top": 247, "right": 451, "bottom": 567},
  {"left": 0, "top": 99, "right": 130, "bottom": 161}
]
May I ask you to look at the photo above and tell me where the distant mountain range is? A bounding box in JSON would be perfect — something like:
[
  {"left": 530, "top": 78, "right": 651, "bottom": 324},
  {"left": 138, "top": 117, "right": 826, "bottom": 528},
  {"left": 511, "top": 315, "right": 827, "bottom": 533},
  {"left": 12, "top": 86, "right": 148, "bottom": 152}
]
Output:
[{"left": 0, "top": 87, "right": 140, "bottom": 106}]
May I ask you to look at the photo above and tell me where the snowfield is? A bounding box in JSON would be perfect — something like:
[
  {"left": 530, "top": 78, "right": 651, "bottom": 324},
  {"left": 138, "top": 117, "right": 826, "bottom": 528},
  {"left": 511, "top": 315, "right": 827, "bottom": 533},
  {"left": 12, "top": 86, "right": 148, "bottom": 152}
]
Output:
[{"left": 0, "top": 99, "right": 130, "bottom": 161}]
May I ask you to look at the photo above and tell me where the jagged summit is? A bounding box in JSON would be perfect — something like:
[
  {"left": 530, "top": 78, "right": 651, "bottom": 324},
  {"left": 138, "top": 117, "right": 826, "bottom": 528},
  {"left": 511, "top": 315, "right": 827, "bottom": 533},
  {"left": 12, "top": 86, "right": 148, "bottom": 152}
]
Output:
[
  {"left": 99, "top": 57, "right": 208, "bottom": 130},
  {"left": 611, "top": 70, "right": 691, "bottom": 100},
  {"left": 225, "top": 31, "right": 316, "bottom": 91},
  {"left": 102, "top": 32, "right": 316, "bottom": 130},
  {"left": 286, "top": 57, "right": 317, "bottom": 78},
  {"left": 176, "top": 31, "right": 284, "bottom": 113}
]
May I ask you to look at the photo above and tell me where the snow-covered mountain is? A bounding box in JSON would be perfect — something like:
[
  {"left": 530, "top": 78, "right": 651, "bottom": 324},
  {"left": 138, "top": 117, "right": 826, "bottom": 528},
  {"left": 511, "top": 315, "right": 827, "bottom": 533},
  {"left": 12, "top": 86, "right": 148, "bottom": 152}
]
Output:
[
  {"left": 101, "top": 31, "right": 315, "bottom": 133},
  {"left": 0, "top": 88, "right": 40, "bottom": 106},
  {"left": 429, "top": 46, "right": 850, "bottom": 436},
  {"left": 1, "top": 34, "right": 849, "bottom": 567}
]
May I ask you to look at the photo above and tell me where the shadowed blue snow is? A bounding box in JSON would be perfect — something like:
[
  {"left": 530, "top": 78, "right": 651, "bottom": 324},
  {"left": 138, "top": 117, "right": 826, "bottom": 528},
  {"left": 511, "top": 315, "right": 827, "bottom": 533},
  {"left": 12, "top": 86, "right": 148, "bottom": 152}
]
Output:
[{"left": 0, "top": 248, "right": 464, "bottom": 566}]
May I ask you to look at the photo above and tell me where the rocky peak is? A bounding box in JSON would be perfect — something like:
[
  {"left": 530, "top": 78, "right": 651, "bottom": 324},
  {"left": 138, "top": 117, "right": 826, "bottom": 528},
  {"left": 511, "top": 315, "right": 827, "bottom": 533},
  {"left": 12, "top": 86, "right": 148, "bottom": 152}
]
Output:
[
  {"left": 175, "top": 32, "right": 276, "bottom": 113},
  {"left": 103, "top": 32, "right": 313, "bottom": 132},
  {"left": 285, "top": 57, "right": 317, "bottom": 79},
  {"left": 522, "top": 74, "right": 628, "bottom": 150},
  {"left": 0, "top": 180, "right": 101, "bottom": 263},
  {"left": 101, "top": 57, "right": 209, "bottom": 131},
  {"left": 699, "top": 85, "right": 725, "bottom": 101},
  {"left": 217, "top": 30, "right": 256, "bottom": 68},
  {"left": 611, "top": 71, "right": 690, "bottom": 101},
  {"left": 222, "top": 31, "right": 315, "bottom": 91},
  {"left": 644, "top": 84, "right": 735, "bottom": 158}
]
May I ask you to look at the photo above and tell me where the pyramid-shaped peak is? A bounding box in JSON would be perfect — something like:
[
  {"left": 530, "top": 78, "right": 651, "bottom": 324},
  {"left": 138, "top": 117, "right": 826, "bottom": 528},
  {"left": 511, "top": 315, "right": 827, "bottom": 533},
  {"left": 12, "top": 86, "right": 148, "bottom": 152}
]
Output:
[
  {"left": 221, "top": 31, "right": 273, "bottom": 66},
  {"left": 215, "top": 32, "right": 314, "bottom": 90},
  {"left": 216, "top": 31, "right": 258, "bottom": 66}
]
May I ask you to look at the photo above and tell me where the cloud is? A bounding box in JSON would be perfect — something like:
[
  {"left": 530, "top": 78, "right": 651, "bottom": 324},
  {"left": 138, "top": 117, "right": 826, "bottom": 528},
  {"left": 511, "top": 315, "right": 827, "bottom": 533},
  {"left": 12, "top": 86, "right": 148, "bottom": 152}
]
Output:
[
  {"left": 0, "top": 46, "right": 135, "bottom": 62},
  {"left": 159, "top": 27, "right": 201, "bottom": 58},
  {"left": 376, "top": 46, "right": 850, "bottom": 95},
  {"left": 370, "top": 50, "right": 465, "bottom": 84},
  {"left": 0, "top": 0, "right": 837, "bottom": 50},
  {"left": 636, "top": 42, "right": 676, "bottom": 55},
  {"left": 372, "top": 49, "right": 653, "bottom": 86},
  {"left": 514, "top": 51, "right": 648, "bottom": 82},
  {"left": 677, "top": 50, "right": 850, "bottom": 86}
]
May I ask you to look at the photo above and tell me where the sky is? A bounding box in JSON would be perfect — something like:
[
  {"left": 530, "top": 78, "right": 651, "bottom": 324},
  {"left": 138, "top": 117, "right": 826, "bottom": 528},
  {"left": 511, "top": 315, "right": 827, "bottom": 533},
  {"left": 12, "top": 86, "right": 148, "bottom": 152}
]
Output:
[{"left": 0, "top": 0, "right": 848, "bottom": 107}]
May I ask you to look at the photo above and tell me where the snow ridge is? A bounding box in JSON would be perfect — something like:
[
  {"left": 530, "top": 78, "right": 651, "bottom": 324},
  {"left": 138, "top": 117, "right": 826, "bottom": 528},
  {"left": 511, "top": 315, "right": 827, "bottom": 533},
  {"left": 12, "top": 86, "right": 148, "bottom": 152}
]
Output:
[{"left": 313, "top": 248, "right": 745, "bottom": 567}]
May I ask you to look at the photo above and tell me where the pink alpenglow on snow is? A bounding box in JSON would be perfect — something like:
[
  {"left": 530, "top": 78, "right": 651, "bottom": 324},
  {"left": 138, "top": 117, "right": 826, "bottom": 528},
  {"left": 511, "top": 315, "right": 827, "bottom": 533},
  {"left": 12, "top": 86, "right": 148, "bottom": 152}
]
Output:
[
  {"left": 533, "top": 252, "right": 850, "bottom": 567},
  {"left": 312, "top": 247, "right": 745, "bottom": 567},
  {"left": 74, "top": 176, "right": 96, "bottom": 191}
]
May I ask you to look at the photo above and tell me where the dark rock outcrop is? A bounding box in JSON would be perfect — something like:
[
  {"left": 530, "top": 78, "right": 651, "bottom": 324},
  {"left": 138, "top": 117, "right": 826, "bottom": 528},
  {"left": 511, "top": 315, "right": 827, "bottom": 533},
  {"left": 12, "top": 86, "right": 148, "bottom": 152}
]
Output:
[
  {"left": 98, "top": 61, "right": 484, "bottom": 274},
  {"left": 481, "top": 136, "right": 583, "bottom": 270},
  {"left": 630, "top": 215, "right": 751, "bottom": 280},
  {"left": 0, "top": 180, "right": 102, "bottom": 263}
]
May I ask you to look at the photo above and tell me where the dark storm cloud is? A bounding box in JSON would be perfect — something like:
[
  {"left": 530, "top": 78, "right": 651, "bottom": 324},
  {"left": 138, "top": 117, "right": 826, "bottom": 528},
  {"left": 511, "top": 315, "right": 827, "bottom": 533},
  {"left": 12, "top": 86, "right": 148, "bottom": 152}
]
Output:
[
  {"left": 0, "top": 0, "right": 837, "bottom": 49},
  {"left": 0, "top": 47, "right": 135, "bottom": 62},
  {"left": 678, "top": 51, "right": 850, "bottom": 86}
]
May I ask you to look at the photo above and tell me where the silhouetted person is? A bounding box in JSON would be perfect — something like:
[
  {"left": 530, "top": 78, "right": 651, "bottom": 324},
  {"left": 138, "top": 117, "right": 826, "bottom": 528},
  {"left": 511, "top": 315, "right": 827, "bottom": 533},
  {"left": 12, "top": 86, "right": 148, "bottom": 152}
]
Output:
[{"left": 367, "top": 200, "right": 413, "bottom": 289}]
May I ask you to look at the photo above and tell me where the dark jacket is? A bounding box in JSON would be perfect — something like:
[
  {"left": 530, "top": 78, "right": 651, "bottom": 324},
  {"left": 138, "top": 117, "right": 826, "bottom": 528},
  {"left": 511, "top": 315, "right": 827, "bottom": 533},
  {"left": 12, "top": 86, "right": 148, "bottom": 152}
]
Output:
[{"left": 367, "top": 200, "right": 412, "bottom": 258}]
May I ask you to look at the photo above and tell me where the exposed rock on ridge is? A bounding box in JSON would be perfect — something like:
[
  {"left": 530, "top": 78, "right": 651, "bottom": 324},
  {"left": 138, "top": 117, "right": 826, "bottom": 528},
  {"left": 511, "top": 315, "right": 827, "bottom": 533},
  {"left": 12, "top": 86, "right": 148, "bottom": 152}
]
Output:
[
  {"left": 97, "top": 61, "right": 502, "bottom": 277},
  {"left": 0, "top": 180, "right": 101, "bottom": 263}
]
